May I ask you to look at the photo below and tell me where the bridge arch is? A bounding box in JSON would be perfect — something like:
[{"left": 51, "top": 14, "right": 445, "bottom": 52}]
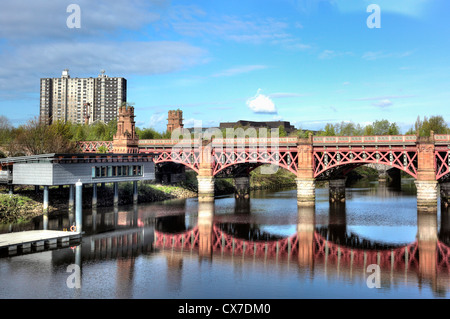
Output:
[
  {"left": 152, "top": 149, "right": 201, "bottom": 173},
  {"left": 313, "top": 147, "right": 418, "bottom": 179},
  {"left": 212, "top": 148, "right": 299, "bottom": 176}
]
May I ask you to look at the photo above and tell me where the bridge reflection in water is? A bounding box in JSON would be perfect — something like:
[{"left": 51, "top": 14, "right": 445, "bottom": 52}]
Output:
[
  {"left": 152, "top": 200, "right": 450, "bottom": 296},
  {"left": 24, "top": 191, "right": 449, "bottom": 298}
]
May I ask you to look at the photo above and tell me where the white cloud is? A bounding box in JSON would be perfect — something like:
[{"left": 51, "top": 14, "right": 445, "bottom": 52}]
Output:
[
  {"left": 168, "top": 6, "right": 311, "bottom": 50},
  {"left": 212, "top": 65, "right": 267, "bottom": 77},
  {"left": 147, "top": 112, "right": 166, "bottom": 130},
  {"left": 0, "top": 41, "right": 207, "bottom": 92},
  {"left": 246, "top": 89, "right": 277, "bottom": 114},
  {"left": 372, "top": 99, "right": 393, "bottom": 108},
  {"left": 362, "top": 51, "right": 413, "bottom": 61},
  {"left": 318, "top": 50, "right": 353, "bottom": 59},
  {"left": 0, "top": 0, "right": 164, "bottom": 40},
  {"left": 350, "top": 95, "right": 415, "bottom": 101},
  {"left": 268, "top": 92, "right": 305, "bottom": 98}
]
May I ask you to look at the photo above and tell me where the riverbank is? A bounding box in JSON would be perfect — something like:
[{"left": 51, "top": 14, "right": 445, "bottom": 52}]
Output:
[{"left": 0, "top": 182, "right": 198, "bottom": 224}]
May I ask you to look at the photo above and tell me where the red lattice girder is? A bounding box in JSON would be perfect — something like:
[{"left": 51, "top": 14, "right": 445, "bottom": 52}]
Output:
[
  {"left": 212, "top": 147, "right": 298, "bottom": 176},
  {"left": 313, "top": 147, "right": 418, "bottom": 178},
  {"left": 435, "top": 147, "right": 450, "bottom": 180},
  {"left": 153, "top": 150, "right": 201, "bottom": 172},
  {"left": 77, "top": 141, "right": 113, "bottom": 153}
]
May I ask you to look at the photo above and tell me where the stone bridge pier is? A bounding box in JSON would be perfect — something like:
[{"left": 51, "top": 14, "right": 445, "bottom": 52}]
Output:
[
  {"left": 329, "top": 178, "right": 346, "bottom": 203},
  {"left": 234, "top": 175, "right": 250, "bottom": 199},
  {"left": 197, "top": 140, "right": 215, "bottom": 202},
  {"left": 415, "top": 135, "right": 438, "bottom": 211},
  {"left": 440, "top": 182, "right": 450, "bottom": 207},
  {"left": 296, "top": 135, "right": 316, "bottom": 206}
]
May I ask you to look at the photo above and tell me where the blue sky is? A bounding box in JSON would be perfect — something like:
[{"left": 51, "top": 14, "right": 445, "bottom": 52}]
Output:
[{"left": 0, "top": 0, "right": 449, "bottom": 133}]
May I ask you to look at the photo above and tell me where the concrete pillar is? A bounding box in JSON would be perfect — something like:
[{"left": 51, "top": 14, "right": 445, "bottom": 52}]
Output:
[
  {"left": 234, "top": 176, "right": 250, "bottom": 199},
  {"left": 69, "top": 184, "right": 74, "bottom": 211},
  {"left": 43, "top": 185, "right": 49, "bottom": 230},
  {"left": 75, "top": 181, "right": 83, "bottom": 233},
  {"left": 329, "top": 178, "right": 346, "bottom": 203},
  {"left": 297, "top": 205, "right": 315, "bottom": 269},
  {"left": 92, "top": 183, "right": 97, "bottom": 208},
  {"left": 8, "top": 185, "right": 13, "bottom": 195},
  {"left": 197, "top": 176, "right": 215, "bottom": 202},
  {"left": 378, "top": 166, "right": 388, "bottom": 183},
  {"left": 415, "top": 181, "right": 438, "bottom": 211},
  {"left": 296, "top": 135, "right": 315, "bottom": 206},
  {"left": 198, "top": 201, "right": 214, "bottom": 259},
  {"left": 296, "top": 179, "right": 315, "bottom": 206},
  {"left": 197, "top": 139, "right": 214, "bottom": 202},
  {"left": 415, "top": 134, "right": 438, "bottom": 211},
  {"left": 92, "top": 207, "right": 97, "bottom": 232},
  {"left": 440, "top": 182, "right": 450, "bottom": 207},
  {"left": 113, "top": 182, "right": 119, "bottom": 206},
  {"left": 133, "top": 181, "right": 138, "bottom": 204}
]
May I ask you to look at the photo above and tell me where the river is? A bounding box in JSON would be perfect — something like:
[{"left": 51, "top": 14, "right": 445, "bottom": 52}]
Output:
[{"left": 0, "top": 178, "right": 449, "bottom": 299}]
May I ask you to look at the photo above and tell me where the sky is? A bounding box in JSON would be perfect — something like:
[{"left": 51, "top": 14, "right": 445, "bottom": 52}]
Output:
[{"left": 0, "top": 0, "right": 449, "bottom": 133}]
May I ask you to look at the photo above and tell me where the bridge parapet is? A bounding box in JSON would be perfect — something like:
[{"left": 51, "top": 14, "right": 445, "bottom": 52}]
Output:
[{"left": 313, "top": 135, "right": 418, "bottom": 146}]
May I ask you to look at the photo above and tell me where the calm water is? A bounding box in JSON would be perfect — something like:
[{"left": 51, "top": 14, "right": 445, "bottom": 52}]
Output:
[{"left": 0, "top": 179, "right": 449, "bottom": 299}]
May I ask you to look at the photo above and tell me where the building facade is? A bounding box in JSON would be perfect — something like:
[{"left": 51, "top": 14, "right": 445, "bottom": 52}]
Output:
[
  {"left": 40, "top": 69, "right": 126, "bottom": 125},
  {"left": 219, "top": 120, "right": 297, "bottom": 134}
]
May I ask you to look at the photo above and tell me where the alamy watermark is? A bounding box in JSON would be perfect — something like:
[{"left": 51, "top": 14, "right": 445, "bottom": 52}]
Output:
[
  {"left": 66, "top": 4, "right": 81, "bottom": 29},
  {"left": 66, "top": 264, "right": 81, "bottom": 289},
  {"left": 367, "top": 4, "right": 381, "bottom": 29},
  {"left": 366, "top": 264, "right": 381, "bottom": 288}
]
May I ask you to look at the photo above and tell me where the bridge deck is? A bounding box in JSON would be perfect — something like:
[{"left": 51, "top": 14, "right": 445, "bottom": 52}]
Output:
[{"left": 0, "top": 230, "right": 81, "bottom": 252}]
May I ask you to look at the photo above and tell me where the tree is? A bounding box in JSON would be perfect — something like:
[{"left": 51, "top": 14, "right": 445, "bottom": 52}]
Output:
[
  {"left": 278, "top": 125, "right": 287, "bottom": 137},
  {"left": 319, "top": 123, "right": 337, "bottom": 136},
  {"left": 371, "top": 119, "right": 400, "bottom": 135},
  {"left": 0, "top": 115, "right": 13, "bottom": 145},
  {"left": 13, "top": 117, "right": 77, "bottom": 155},
  {"left": 407, "top": 115, "right": 449, "bottom": 136},
  {"left": 136, "top": 127, "right": 163, "bottom": 139}
]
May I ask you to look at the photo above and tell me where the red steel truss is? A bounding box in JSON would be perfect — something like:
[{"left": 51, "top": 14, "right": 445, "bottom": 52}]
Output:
[
  {"left": 77, "top": 141, "right": 113, "bottom": 153},
  {"left": 313, "top": 146, "right": 419, "bottom": 178},
  {"left": 77, "top": 135, "right": 450, "bottom": 181}
]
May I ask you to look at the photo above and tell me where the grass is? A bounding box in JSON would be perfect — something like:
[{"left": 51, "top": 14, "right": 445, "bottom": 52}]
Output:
[{"left": 0, "top": 193, "right": 42, "bottom": 224}]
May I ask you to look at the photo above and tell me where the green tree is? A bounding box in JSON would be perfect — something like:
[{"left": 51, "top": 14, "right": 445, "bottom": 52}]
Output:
[
  {"left": 319, "top": 123, "right": 337, "bottom": 136},
  {"left": 407, "top": 115, "right": 449, "bottom": 136},
  {"left": 370, "top": 119, "right": 400, "bottom": 135},
  {"left": 278, "top": 125, "right": 287, "bottom": 137},
  {"left": 136, "top": 127, "right": 163, "bottom": 139},
  {"left": 13, "top": 117, "right": 77, "bottom": 155}
]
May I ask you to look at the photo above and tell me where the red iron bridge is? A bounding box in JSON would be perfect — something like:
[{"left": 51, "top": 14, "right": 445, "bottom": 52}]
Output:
[{"left": 78, "top": 133, "right": 450, "bottom": 209}]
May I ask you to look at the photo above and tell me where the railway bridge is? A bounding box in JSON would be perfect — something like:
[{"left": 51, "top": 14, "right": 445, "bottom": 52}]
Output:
[{"left": 77, "top": 105, "right": 450, "bottom": 210}]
